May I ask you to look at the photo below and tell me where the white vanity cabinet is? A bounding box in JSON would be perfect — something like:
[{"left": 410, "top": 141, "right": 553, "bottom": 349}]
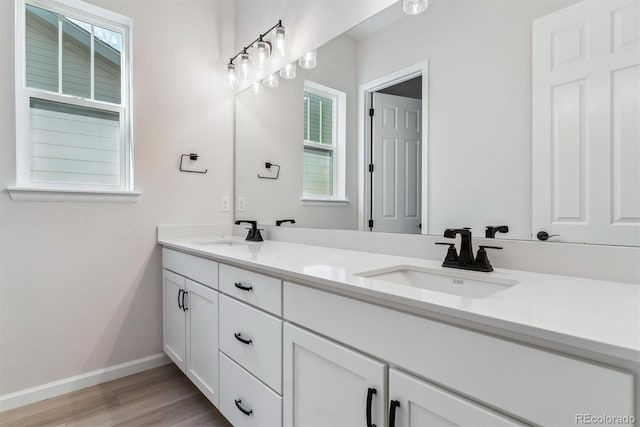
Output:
[
  {"left": 219, "top": 353, "right": 282, "bottom": 427},
  {"left": 388, "top": 369, "right": 521, "bottom": 427},
  {"left": 185, "top": 279, "right": 219, "bottom": 406},
  {"left": 219, "top": 294, "right": 282, "bottom": 392},
  {"left": 162, "top": 249, "right": 220, "bottom": 407},
  {"left": 163, "top": 269, "right": 187, "bottom": 369},
  {"left": 283, "top": 323, "right": 386, "bottom": 427},
  {"left": 217, "top": 265, "right": 284, "bottom": 425},
  {"left": 284, "top": 282, "right": 634, "bottom": 426},
  {"left": 160, "top": 245, "right": 636, "bottom": 427}
]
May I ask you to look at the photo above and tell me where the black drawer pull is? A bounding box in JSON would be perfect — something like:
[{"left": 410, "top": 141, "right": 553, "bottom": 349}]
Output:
[
  {"left": 234, "top": 332, "right": 253, "bottom": 345},
  {"left": 182, "top": 290, "right": 188, "bottom": 311},
  {"left": 389, "top": 400, "right": 400, "bottom": 427},
  {"left": 366, "top": 387, "right": 377, "bottom": 427},
  {"left": 178, "top": 289, "right": 184, "bottom": 310},
  {"left": 234, "top": 282, "right": 253, "bottom": 292},
  {"left": 234, "top": 399, "right": 253, "bottom": 416}
]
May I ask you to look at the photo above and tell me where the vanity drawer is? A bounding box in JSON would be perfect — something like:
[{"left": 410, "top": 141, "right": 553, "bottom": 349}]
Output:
[
  {"left": 219, "top": 352, "right": 282, "bottom": 427},
  {"left": 220, "top": 294, "right": 282, "bottom": 392},
  {"left": 219, "top": 264, "right": 282, "bottom": 315},
  {"left": 162, "top": 248, "right": 218, "bottom": 289},
  {"left": 284, "top": 282, "right": 634, "bottom": 426}
]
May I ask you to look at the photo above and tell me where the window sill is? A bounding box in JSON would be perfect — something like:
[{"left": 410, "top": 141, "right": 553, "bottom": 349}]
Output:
[
  {"left": 6, "top": 187, "right": 141, "bottom": 203},
  {"left": 300, "top": 198, "right": 350, "bottom": 206}
]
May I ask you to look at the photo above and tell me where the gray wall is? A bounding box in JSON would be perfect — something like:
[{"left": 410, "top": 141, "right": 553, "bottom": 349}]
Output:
[{"left": 0, "top": 0, "right": 234, "bottom": 396}]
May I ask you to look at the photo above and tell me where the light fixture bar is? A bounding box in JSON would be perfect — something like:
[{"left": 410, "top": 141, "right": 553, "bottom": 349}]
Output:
[{"left": 227, "top": 20, "right": 284, "bottom": 65}]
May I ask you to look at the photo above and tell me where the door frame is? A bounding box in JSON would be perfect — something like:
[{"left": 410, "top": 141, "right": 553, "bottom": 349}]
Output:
[{"left": 357, "top": 60, "right": 429, "bottom": 233}]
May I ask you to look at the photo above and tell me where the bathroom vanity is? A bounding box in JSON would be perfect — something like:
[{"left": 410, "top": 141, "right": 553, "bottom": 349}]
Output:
[
  {"left": 158, "top": 235, "right": 638, "bottom": 427},
  {"left": 170, "top": 1, "right": 640, "bottom": 423}
]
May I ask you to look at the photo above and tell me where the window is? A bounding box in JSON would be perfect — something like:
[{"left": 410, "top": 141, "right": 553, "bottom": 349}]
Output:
[
  {"left": 13, "top": 0, "right": 133, "bottom": 196},
  {"left": 303, "top": 81, "right": 346, "bottom": 201}
]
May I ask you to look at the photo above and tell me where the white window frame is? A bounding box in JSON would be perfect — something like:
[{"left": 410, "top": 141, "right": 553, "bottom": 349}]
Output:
[
  {"left": 302, "top": 80, "right": 347, "bottom": 202},
  {"left": 9, "top": 0, "right": 137, "bottom": 202}
]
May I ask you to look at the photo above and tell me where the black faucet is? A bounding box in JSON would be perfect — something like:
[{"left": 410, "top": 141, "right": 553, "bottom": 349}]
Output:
[
  {"left": 235, "top": 220, "right": 263, "bottom": 242},
  {"left": 437, "top": 228, "right": 502, "bottom": 272},
  {"left": 276, "top": 219, "right": 296, "bottom": 226},
  {"left": 443, "top": 228, "right": 474, "bottom": 264},
  {"left": 485, "top": 225, "right": 509, "bottom": 238}
]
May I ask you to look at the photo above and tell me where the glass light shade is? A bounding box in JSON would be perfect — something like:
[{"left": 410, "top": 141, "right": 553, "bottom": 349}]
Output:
[
  {"left": 403, "top": 0, "right": 428, "bottom": 15},
  {"left": 298, "top": 50, "right": 317, "bottom": 69},
  {"left": 279, "top": 62, "right": 297, "bottom": 79},
  {"left": 226, "top": 63, "right": 236, "bottom": 87},
  {"left": 239, "top": 52, "right": 251, "bottom": 80},
  {"left": 252, "top": 81, "right": 264, "bottom": 95},
  {"left": 272, "top": 25, "right": 287, "bottom": 58},
  {"left": 254, "top": 40, "right": 270, "bottom": 70},
  {"left": 263, "top": 72, "right": 279, "bottom": 88}
]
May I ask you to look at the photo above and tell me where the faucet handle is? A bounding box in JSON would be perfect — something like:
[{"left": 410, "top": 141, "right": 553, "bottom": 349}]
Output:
[
  {"left": 435, "top": 242, "right": 458, "bottom": 263},
  {"left": 251, "top": 228, "right": 264, "bottom": 242},
  {"left": 474, "top": 245, "right": 502, "bottom": 272}
]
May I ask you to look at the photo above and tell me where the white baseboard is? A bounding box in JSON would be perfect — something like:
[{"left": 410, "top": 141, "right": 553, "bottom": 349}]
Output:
[{"left": 0, "top": 353, "right": 171, "bottom": 413}]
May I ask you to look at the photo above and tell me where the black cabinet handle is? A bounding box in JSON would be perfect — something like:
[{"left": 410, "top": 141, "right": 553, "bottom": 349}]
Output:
[
  {"left": 234, "top": 399, "right": 253, "bottom": 416},
  {"left": 234, "top": 282, "right": 253, "bottom": 292},
  {"left": 181, "top": 290, "right": 188, "bottom": 311},
  {"left": 366, "top": 387, "right": 377, "bottom": 427},
  {"left": 234, "top": 332, "right": 253, "bottom": 345},
  {"left": 178, "top": 289, "right": 184, "bottom": 310},
  {"left": 389, "top": 400, "right": 400, "bottom": 427}
]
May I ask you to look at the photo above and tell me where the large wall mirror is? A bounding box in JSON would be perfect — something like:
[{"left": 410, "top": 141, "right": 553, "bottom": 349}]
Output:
[{"left": 235, "top": 0, "right": 640, "bottom": 247}]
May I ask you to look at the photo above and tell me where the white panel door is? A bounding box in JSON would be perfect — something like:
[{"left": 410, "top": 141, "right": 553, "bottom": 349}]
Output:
[
  {"left": 372, "top": 92, "right": 422, "bottom": 234},
  {"left": 185, "top": 279, "right": 219, "bottom": 408},
  {"left": 283, "top": 323, "right": 386, "bottom": 427},
  {"left": 163, "top": 269, "right": 186, "bottom": 371},
  {"left": 533, "top": 0, "right": 640, "bottom": 246},
  {"left": 388, "top": 369, "right": 522, "bottom": 427}
]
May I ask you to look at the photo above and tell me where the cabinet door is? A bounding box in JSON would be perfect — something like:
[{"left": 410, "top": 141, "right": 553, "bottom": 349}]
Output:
[
  {"left": 163, "top": 269, "right": 186, "bottom": 371},
  {"left": 186, "top": 279, "right": 219, "bottom": 408},
  {"left": 283, "top": 324, "right": 386, "bottom": 427},
  {"left": 388, "top": 369, "right": 521, "bottom": 427}
]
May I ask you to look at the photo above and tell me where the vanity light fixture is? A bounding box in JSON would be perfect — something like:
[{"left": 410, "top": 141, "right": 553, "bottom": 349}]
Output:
[
  {"left": 239, "top": 50, "right": 252, "bottom": 81},
  {"left": 403, "top": 0, "right": 428, "bottom": 15},
  {"left": 227, "top": 63, "right": 237, "bottom": 87},
  {"left": 254, "top": 37, "right": 270, "bottom": 70},
  {"left": 225, "top": 20, "right": 286, "bottom": 88},
  {"left": 263, "top": 72, "right": 279, "bottom": 88},
  {"left": 280, "top": 62, "right": 297, "bottom": 79},
  {"left": 272, "top": 23, "right": 287, "bottom": 58},
  {"left": 252, "top": 81, "right": 264, "bottom": 95},
  {"left": 298, "top": 49, "right": 317, "bottom": 69}
]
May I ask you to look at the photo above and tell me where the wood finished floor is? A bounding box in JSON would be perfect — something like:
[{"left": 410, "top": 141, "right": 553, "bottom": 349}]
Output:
[{"left": 0, "top": 364, "right": 231, "bottom": 427}]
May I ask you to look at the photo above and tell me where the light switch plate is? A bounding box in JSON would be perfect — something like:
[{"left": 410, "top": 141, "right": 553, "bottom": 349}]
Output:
[
  {"left": 237, "top": 197, "right": 246, "bottom": 212},
  {"left": 221, "top": 196, "right": 230, "bottom": 212}
]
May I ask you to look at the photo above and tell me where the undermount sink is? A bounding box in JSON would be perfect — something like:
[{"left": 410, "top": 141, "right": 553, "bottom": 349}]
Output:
[
  {"left": 355, "top": 265, "right": 519, "bottom": 298},
  {"left": 193, "top": 239, "right": 249, "bottom": 247}
]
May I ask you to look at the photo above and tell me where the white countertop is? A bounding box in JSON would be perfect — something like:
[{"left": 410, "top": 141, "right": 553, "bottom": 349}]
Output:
[{"left": 158, "top": 236, "right": 640, "bottom": 363}]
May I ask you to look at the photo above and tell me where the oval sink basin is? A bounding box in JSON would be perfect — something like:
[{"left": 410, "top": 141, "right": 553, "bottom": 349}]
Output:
[{"left": 355, "top": 265, "right": 519, "bottom": 298}]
